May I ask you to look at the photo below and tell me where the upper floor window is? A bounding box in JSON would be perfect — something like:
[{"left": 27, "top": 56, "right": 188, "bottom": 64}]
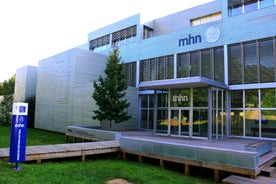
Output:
[
  {"left": 228, "top": 0, "right": 276, "bottom": 16},
  {"left": 191, "top": 12, "right": 222, "bottom": 26},
  {"left": 112, "top": 25, "right": 137, "bottom": 47},
  {"left": 123, "top": 61, "right": 137, "bottom": 87},
  {"left": 143, "top": 26, "right": 153, "bottom": 39},
  {"left": 89, "top": 34, "right": 110, "bottom": 51}
]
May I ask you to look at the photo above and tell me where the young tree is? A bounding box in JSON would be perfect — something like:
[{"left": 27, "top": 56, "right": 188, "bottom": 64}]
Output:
[
  {"left": 0, "top": 75, "right": 15, "bottom": 95},
  {"left": 92, "top": 48, "right": 131, "bottom": 129},
  {"left": 0, "top": 75, "right": 15, "bottom": 125},
  {"left": 0, "top": 94, "right": 13, "bottom": 126}
]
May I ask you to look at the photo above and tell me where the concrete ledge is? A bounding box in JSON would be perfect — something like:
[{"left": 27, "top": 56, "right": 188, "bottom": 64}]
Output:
[
  {"left": 245, "top": 141, "right": 272, "bottom": 156},
  {"left": 66, "top": 126, "right": 122, "bottom": 141},
  {"left": 120, "top": 137, "right": 258, "bottom": 170}
]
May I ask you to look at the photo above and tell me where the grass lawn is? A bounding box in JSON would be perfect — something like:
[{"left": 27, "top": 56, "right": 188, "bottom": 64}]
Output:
[
  {"left": 0, "top": 125, "right": 66, "bottom": 147},
  {"left": 0, "top": 159, "right": 216, "bottom": 184},
  {"left": 0, "top": 125, "right": 216, "bottom": 184}
]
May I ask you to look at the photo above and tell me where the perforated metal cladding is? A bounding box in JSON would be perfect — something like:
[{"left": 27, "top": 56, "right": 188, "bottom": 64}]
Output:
[
  {"left": 140, "top": 55, "right": 174, "bottom": 82},
  {"left": 90, "top": 34, "right": 110, "bottom": 50},
  {"left": 112, "top": 25, "right": 137, "bottom": 42},
  {"left": 123, "top": 61, "right": 137, "bottom": 87}
]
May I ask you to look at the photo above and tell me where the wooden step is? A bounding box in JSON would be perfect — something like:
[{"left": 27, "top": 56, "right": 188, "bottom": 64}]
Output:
[
  {"left": 245, "top": 141, "right": 272, "bottom": 156},
  {"left": 261, "top": 166, "right": 276, "bottom": 177},
  {"left": 222, "top": 175, "right": 276, "bottom": 184}
]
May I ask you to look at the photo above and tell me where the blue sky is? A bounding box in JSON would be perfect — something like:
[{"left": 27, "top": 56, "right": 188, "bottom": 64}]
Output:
[{"left": 0, "top": 0, "right": 212, "bottom": 82}]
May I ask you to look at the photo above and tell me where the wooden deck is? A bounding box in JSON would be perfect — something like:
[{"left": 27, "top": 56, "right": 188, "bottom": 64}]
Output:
[
  {"left": 0, "top": 140, "right": 119, "bottom": 163},
  {"left": 119, "top": 131, "right": 276, "bottom": 182}
]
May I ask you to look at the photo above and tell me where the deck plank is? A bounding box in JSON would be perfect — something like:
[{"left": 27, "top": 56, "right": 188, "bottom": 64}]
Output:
[{"left": 0, "top": 141, "right": 119, "bottom": 162}]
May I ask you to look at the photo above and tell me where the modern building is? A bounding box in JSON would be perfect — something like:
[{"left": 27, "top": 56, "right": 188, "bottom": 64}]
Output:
[
  {"left": 14, "top": 65, "right": 38, "bottom": 102},
  {"left": 16, "top": 0, "right": 276, "bottom": 140}
]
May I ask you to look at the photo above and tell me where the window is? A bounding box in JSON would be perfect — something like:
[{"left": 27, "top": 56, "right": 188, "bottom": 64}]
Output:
[
  {"left": 177, "top": 53, "right": 189, "bottom": 78},
  {"left": 177, "top": 46, "right": 224, "bottom": 82},
  {"left": 201, "top": 49, "right": 212, "bottom": 79},
  {"left": 89, "top": 34, "right": 110, "bottom": 51},
  {"left": 112, "top": 25, "right": 137, "bottom": 47},
  {"left": 140, "top": 55, "right": 174, "bottom": 82},
  {"left": 228, "top": 0, "right": 276, "bottom": 16},
  {"left": 228, "top": 37, "right": 276, "bottom": 85},
  {"left": 259, "top": 39, "right": 274, "bottom": 83},
  {"left": 143, "top": 26, "right": 153, "bottom": 39},
  {"left": 191, "top": 12, "right": 222, "bottom": 26},
  {"left": 229, "top": 44, "right": 243, "bottom": 84},
  {"left": 190, "top": 51, "right": 199, "bottom": 77},
  {"left": 244, "top": 41, "right": 258, "bottom": 84},
  {"left": 123, "top": 62, "right": 137, "bottom": 87}
]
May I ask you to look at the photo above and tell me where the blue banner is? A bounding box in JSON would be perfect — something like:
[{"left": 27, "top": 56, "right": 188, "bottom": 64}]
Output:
[{"left": 9, "top": 103, "right": 28, "bottom": 163}]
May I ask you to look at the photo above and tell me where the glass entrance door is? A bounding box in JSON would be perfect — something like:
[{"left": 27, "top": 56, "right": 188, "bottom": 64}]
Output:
[
  {"left": 212, "top": 88, "right": 226, "bottom": 139},
  {"left": 170, "top": 109, "right": 189, "bottom": 136}
]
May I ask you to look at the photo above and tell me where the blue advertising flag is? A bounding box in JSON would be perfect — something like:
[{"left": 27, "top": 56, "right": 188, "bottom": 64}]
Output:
[{"left": 9, "top": 103, "right": 28, "bottom": 163}]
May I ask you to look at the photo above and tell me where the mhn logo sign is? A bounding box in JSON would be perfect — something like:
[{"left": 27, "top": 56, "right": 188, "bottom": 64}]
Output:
[
  {"left": 178, "top": 26, "right": 221, "bottom": 47},
  {"left": 178, "top": 34, "right": 202, "bottom": 47},
  {"left": 173, "top": 95, "right": 188, "bottom": 102}
]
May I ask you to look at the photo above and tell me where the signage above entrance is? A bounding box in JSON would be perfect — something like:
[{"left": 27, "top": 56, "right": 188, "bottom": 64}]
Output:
[
  {"left": 178, "top": 26, "right": 220, "bottom": 47},
  {"left": 173, "top": 95, "right": 188, "bottom": 102},
  {"left": 204, "top": 26, "right": 220, "bottom": 43},
  {"left": 178, "top": 34, "right": 201, "bottom": 47}
]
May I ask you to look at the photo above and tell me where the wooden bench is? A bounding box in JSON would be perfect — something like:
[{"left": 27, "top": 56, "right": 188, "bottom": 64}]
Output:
[{"left": 251, "top": 127, "right": 276, "bottom": 137}]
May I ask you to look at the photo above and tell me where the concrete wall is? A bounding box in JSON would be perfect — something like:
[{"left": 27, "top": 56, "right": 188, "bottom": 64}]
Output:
[
  {"left": 35, "top": 48, "right": 108, "bottom": 133},
  {"left": 14, "top": 65, "right": 37, "bottom": 102}
]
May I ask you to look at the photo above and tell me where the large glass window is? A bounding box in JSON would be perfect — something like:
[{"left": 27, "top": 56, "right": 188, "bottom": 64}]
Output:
[
  {"left": 260, "top": 39, "right": 275, "bottom": 83},
  {"left": 230, "top": 88, "right": 276, "bottom": 139},
  {"left": 123, "top": 62, "right": 137, "bottom": 87},
  {"left": 228, "top": 0, "right": 276, "bottom": 16},
  {"left": 261, "top": 88, "right": 276, "bottom": 108},
  {"left": 201, "top": 49, "right": 212, "bottom": 79},
  {"left": 229, "top": 44, "right": 243, "bottom": 84},
  {"left": 228, "top": 37, "right": 276, "bottom": 85},
  {"left": 176, "top": 46, "right": 224, "bottom": 82},
  {"left": 193, "top": 88, "right": 208, "bottom": 107},
  {"left": 244, "top": 42, "right": 258, "bottom": 84},
  {"left": 231, "top": 90, "right": 243, "bottom": 108},
  {"left": 261, "top": 110, "right": 276, "bottom": 138},
  {"left": 140, "top": 55, "right": 174, "bottom": 82},
  {"left": 214, "top": 47, "right": 224, "bottom": 83},
  {"left": 245, "top": 89, "right": 258, "bottom": 108},
  {"left": 191, "top": 12, "right": 222, "bottom": 26},
  {"left": 140, "top": 95, "right": 154, "bottom": 129},
  {"left": 190, "top": 51, "right": 199, "bottom": 77},
  {"left": 231, "top": 110, "right": 244, "bottom": 136},
  {"left": 156, "top": 90, "right": 168, "bottom": 133},
  {"left": 177, "top": 53, "right": 189, "bottom": 78}
]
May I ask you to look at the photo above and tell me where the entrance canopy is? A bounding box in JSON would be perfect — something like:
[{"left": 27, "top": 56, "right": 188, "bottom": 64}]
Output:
[{"left": 139, "top": 77, "right": 229, "bottom": 90}]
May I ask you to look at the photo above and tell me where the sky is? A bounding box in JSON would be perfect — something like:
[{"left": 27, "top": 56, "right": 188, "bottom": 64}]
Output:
[{"left": 0, "top": 0, "right": 213, "bottom": 82}]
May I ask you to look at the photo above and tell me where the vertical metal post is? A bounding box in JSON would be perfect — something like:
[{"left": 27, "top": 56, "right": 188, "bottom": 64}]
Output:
[{"left": 208, "top": 87, "right": 213, "bottom": 140}]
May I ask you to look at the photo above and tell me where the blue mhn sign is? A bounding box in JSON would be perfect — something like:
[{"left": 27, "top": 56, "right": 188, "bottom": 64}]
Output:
[
  {"left": 9, "top": 103, "right": 28, "bottom": 163},
  {"left": 179, "top": 34, "right": 202, "bottom": 47}
]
